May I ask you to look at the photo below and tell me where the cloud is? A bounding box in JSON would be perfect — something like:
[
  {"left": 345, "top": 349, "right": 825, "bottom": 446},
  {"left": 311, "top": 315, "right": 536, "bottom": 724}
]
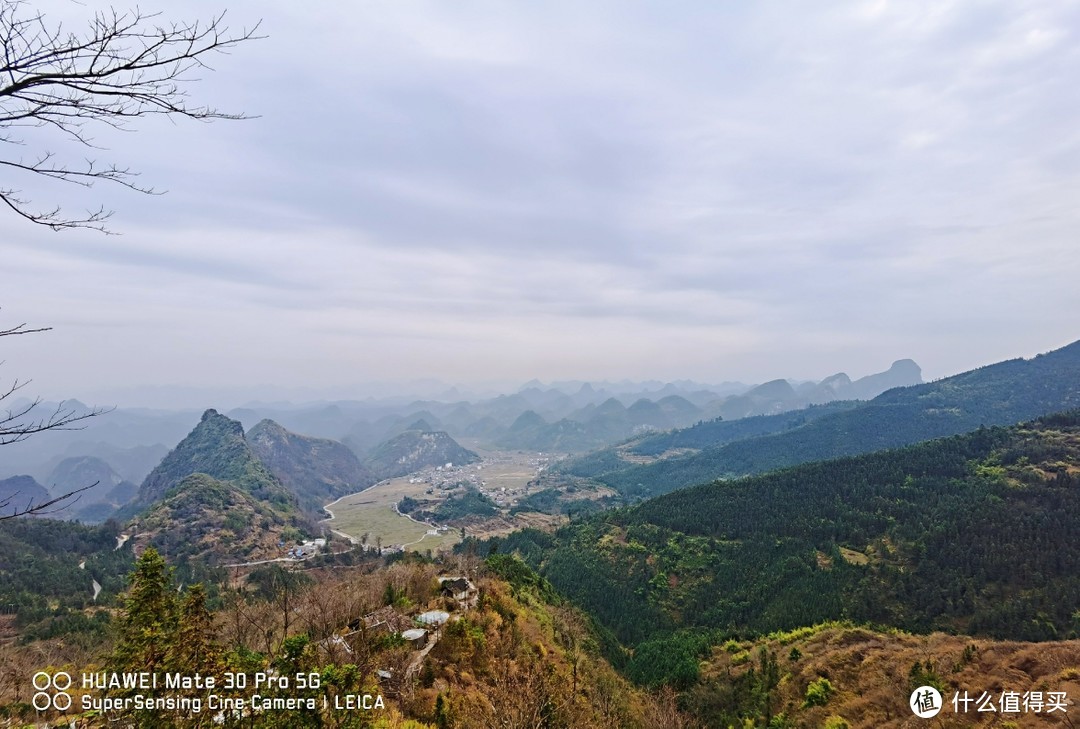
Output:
[{"left": 4, "top": 0, "right": 1080, "bottom": 398}]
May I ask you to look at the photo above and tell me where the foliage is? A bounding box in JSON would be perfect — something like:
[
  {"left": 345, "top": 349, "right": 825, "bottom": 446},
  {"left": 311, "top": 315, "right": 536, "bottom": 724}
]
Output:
[
  {"left": 433, "top": 487, "right": 496, "bottom": 522},
  {"left": 625, "top": 631, "right": 711, "bottom": 688},
  {"left": 108, "top": 549, "right": 225, "bottom": 727},
  {"left": 482, "top": 413, "right": 1080, "bottom": 682},
  {"left": 803, "top": 677, "right": 834, "bottom": 707},
  {"left": 0, "top": 517, "right": 130, "bottom": 638}
]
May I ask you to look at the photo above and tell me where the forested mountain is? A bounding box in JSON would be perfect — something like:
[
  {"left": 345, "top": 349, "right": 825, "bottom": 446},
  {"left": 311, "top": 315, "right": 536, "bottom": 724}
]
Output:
[
  {"left": 364, "top": 427, "right": 480, "bottom": 480},
  {"left": 0, "top": 517, "right": 132, "bottom": 641},
  {"left": 136, "top": 473, "right": 301, "bottom": 564},
  {"left": 486, "top": 413, "right": 1080, "bottom": 672},
  {"left": 132, "top": 409, "right": 297, "bottom": 511},
  {"left": 246, "top": 418, "right": 376, "bottom": 514},
  {"left": 564, "top": 339, "right": 1080, "bottom": 498},
  {"left": 124, "top": 409, "right": 308, "bottom": 563}
]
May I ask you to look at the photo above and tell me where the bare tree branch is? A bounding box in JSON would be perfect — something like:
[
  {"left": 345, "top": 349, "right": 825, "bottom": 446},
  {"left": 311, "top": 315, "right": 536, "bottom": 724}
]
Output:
[
  {"left": 0, "top": 312, "right": 112, "bottom": 519},
  {"left": 0, "top": 1, "right": 262, "bottom": 231},
  {"left": 0, "top": 480, "right": 96, "bottom": 521}
]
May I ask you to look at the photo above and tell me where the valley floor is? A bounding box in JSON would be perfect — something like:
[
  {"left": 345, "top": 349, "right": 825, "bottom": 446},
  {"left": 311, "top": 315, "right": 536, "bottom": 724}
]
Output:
[{"left": 324, "top": 449, "right": 569, "bottom": 552}]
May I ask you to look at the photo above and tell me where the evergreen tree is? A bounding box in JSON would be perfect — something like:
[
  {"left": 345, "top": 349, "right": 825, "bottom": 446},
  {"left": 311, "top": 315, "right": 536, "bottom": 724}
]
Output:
[
  {"left": 112, "top": 547, "right": 177, "bottom": 672},
  {"left": 167, "top": 583, "right": 223, "bottom": 675}
]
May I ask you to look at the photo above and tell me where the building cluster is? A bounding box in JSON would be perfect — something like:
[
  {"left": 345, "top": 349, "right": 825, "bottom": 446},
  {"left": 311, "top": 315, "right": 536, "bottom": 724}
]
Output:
[
  {"left": 317, "top": 576, "right": 479, "bottom": 693},
  {"left": 411, "top": 454, "right": 553, "bottom": 511},
  {"left": 278, "top": 537, "right": 326, "bottom": 560}
]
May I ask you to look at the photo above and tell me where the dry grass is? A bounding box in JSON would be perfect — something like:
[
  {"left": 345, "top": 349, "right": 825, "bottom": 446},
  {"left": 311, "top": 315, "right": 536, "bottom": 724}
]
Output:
[{"left": 703, "top": 626, "right": 1080, "bottom": 728}]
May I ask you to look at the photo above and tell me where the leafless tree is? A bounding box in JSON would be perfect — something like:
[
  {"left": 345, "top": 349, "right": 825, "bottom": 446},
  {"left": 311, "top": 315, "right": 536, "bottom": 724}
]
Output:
[
  {"left": 0, "top": 317, "right": 106, "bottom": 520},
  {"left": 1, "top": 1, "right": 261, "bottom": 231}
]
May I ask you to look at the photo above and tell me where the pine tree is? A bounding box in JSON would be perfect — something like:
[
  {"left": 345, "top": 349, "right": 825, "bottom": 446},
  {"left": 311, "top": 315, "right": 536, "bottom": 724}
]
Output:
[
  {"left": 112, "top": 547, "right": 177, "bottom": 672},
  {"left": 167, "top": 583, "right": 223, "bottom": 675}
]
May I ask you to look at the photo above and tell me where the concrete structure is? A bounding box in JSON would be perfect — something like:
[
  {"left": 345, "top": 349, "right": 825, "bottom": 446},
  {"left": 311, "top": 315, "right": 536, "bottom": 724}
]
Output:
[
  {"left": 417, "top": 610, "right": 450, "bottom": 626},
  {"left": 401, "top": 628, "right": 428, "bottom": 648}
]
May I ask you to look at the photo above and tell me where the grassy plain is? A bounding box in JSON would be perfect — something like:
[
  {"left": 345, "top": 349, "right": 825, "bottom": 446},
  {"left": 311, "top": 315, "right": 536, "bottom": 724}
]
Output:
[{"left": 325, "top": 475, "right": 460, "bottom": 552}]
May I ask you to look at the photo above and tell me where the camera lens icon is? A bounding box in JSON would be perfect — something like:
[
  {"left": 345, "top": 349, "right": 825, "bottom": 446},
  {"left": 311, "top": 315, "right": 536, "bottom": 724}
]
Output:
[{"left": 32, "top": 672, "right": 72, "bottom": 712}]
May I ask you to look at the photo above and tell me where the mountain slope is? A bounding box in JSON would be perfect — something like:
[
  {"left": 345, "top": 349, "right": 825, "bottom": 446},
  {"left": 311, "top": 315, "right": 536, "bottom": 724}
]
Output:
[
  {"left": 494, "top": 412, "right": 1080, "bottom": 649},
  {"left": 126, "top": 409, "right": 306, "bottom": 562},
  {"left": 569, "top": 339, "right": 1080, "bottom": 497},
  {"left": 43, "top": 456, "right": 137, "bottom": 522},
  {"left": 364, "top": 428, "right": 480, "bottom": 480},
  {"left": 0, "top": 475, "right": 51, "bottom": 518},
  {"left": 247, "top": 419, "right": 375, "bottom": 514},
  {"left": 134, "top": 409, "right": 296, "bottom": 511},
  {"left": 138, "top": 473, "right": 297, "bottom": 564}
]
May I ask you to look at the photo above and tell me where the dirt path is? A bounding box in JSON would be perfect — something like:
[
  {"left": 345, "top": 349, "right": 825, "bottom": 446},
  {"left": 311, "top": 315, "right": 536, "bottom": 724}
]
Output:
[{"left": 406, "top": 631, "right": 440, "bottom": 680}]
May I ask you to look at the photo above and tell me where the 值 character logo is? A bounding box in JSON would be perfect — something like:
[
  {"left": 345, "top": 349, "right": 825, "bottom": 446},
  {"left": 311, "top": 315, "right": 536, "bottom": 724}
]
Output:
[{"left": 910, "top": 685, "right": 942, "bottom": 718}]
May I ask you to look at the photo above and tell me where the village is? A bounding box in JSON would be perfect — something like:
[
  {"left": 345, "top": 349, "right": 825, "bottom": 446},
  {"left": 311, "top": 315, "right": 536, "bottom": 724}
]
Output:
[
  {"left": 324, "top": 450, "right": 560, "bottom": 556},
  {"left": 408, "top": 451, "right": 553, "bottom": 509}
]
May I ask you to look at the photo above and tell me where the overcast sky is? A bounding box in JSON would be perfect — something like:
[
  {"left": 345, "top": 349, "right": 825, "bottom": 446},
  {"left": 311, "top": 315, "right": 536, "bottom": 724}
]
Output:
[{"left": 4, "top": 0, "right": 1080, "bottom": 406}]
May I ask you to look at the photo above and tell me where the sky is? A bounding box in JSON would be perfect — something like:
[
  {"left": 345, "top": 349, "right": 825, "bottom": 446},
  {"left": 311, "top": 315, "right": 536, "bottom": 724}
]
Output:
[{"left": 4, "top": 0, "right": 1080, "bottom": 407}]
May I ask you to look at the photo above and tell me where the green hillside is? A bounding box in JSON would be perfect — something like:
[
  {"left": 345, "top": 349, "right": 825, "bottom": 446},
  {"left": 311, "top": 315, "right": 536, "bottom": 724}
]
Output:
[
  {"left": 488, "top": 412, "right": 1080, "bottom": 671},
  {"left": 133, "top": 409, "right": 297, "bottom": 511},
  {"left": 126, "top": 409, "right": 308, "bottom": 562},
  {"left": 0, "top": 518, "right": 132, "bottom": 640},
  {"left": 247, "top": 418, "right": 376, "bottom": 514},
  {"left": 138, "top": 473, "right": 299, "bottom": 564}
]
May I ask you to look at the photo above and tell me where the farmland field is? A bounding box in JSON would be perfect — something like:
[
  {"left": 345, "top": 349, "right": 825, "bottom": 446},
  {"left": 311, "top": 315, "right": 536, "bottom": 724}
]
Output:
[
  {"left": 324, "top": 450, "right": 553, "bottom": 552},
  {"left": 324, "top": 476, "right": 459, "bottom": 552}
]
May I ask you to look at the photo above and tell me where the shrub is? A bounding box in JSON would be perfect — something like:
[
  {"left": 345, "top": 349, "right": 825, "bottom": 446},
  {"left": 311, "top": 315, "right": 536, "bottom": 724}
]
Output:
[{"left": 803, "top": 677, "right": 834, "bottom": 708}]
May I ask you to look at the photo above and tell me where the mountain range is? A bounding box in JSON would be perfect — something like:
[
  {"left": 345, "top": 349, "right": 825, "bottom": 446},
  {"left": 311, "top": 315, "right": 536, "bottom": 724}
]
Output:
[
  {"left": 0, "top": 358, "right": 924, "bottom": 490},
  {"left": 564, "top": 339, "right": 1080, "bottom": 498}
]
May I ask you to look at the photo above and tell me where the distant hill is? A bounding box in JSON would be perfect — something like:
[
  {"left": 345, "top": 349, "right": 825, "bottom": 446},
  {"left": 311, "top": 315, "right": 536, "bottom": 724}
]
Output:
[
  {"left": 717, "top": 362, "right": 922, "bottom": 420},
  {"left": 495, "top": 396, "right": 707, "bottom": 453},
  {"left": 41, "top": 455, "right": 138, "bottom": 523},
  {"left": 127, "top": 409, "right": 307, "bottom": 562},
  {"left": 48, "top": 455, "right": 124, "bottom": 495},
  {"left": 0, "top": 475, "right": 51, "bottom": 518},
  {"left": 32, "top": 442, "right": 169, "bottom": 488},
  {"left": 848, "top": 358, "right": 922, "bottom": 399},
  {"left": 495, "top": 411, "right": 594, "bottom": 452},
  {"left": 364, "top": 429, "right": 480, "bottom": 480},
  {"left": 247, "top": 419, "right": 376, "bottom": 514},
  {"left": 565, "top": 339, "right": 1080, "bottom": 498}
]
